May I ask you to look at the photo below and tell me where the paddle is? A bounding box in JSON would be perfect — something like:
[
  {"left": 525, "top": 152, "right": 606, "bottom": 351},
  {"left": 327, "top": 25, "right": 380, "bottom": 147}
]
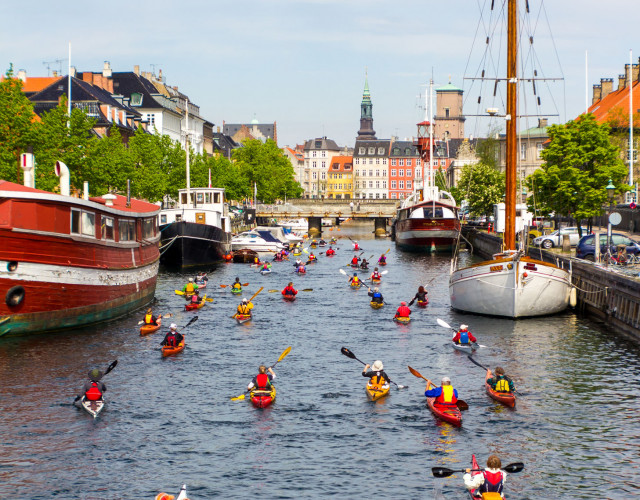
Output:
[
  {"left": 178, "top": 315, "right": 199, "bottom": 332},
  {"left": 268, "top": 288, "right": 312, "bottom": 293},
  {"left": 231, "top": 346, "right": 293, "bottom": 400},
  {"left": 74, "top": 360, "right": 118, "bottom": 403},
  {"left": 220, "top": 283, "right": 249, "bottom": 288},
  {"left": 436, "top": 318, "right": 486, "bottom": 348},
  {"left": 407, "top": 366, "right": 468, "bottom": 410},
  {"left": 231, "top": 287, "right": 264, "bottom": 318},
  {"left": 341, "top": 347, "right": 407, "bottom": 389},
  {"left": 467, "top": 356, "right": 522, "bottom": 395},
  {"left": 137, "top": 313, "right": 172, "bottom": 325},
  {"left": 431, "top": 462, "right": 525, "bottom": 478}
]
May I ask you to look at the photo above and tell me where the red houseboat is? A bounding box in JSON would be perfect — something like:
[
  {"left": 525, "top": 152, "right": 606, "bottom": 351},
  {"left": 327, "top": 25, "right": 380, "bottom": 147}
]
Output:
[{"left": 0, "top": 160, "right": 160, "bottom": 337}]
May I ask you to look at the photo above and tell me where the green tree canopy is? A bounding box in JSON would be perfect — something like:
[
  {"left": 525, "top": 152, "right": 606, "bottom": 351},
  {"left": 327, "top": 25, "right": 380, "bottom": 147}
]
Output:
[
  {"left": 456, "top": 162, "right": 505, "bottom": 217},
  {"left": 526, "top": 113, "right": 628, "bottom": 222}
]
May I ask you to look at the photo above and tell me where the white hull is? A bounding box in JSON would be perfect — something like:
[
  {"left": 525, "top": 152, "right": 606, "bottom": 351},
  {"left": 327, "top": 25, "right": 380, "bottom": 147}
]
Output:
[{"left": 449, "top": 254, "right": 571, "bottom": 318}]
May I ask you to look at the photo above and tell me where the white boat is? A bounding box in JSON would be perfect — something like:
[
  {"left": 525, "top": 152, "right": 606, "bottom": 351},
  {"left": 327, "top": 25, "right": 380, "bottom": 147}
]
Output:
[
  {"left": 448, "top": 0, "right": 571, "bottom": 318},
  {"left": 231, "top": 230, "right": 284, "bottom": 253},
  {"left": 277, "top": 218, "right": 309, "bottom": 231},
  {"left": 80, "top": 396, "right": 105, "bottom": 419},
  {"left": 255, "top": 225, "right": 303, "bottom": 245}
]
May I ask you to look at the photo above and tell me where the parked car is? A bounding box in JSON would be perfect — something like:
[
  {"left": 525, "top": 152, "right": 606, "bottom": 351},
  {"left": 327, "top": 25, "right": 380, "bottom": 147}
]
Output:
[
  {"left": 575, "top": 233, "right": 640, "bottom": 261},
  {"left": 532, "top": 226, "right": 588, "bottom": 249}
]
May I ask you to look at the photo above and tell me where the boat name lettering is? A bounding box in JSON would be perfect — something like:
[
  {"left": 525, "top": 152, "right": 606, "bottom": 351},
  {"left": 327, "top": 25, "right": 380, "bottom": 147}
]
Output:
[
  {"left": 524, "top": 263, "right": 538, "bottom": 271},
  {"left": 490, "top": 265, "right": 503, "bottom": 272}
]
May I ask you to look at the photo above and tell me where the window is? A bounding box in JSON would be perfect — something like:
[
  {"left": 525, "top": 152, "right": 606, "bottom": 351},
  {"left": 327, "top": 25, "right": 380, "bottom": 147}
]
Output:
[
  {"left": 368, "top": 181, "right": 373, "bottom": 188},
  {"left": 368, "top": 159, "right": 373, "bottom": 165},
  {"left": 399, "top": 159, "right": 405, "bottom": 166},
  {"left": 376, "top": 181, "right": 380, "bottom": 188},
  {"left": 382, "top": 193, "right": 386, "bottom": 199},
  {"left": 368, "top": 147, "right": 375, "bottom": 154},
  {"left": 321, "top": 161, "right": 326, "bottom": 168},
  {"left": 369, "top": 170, "right": 373, "bottom": 176},
  {"left": 382, "top": 158, "right": 387, "bottom": 165},
  {"left": 196, "top": 192, "right": 204, "bottom": 204},
  {"left": 338, "top": 184, "right": 342, "bottom": 189},
  {"left": 405, "top": 148, "right": 411, "bottom": 155},
  {"left": 315, "top": 140, "right": 322, "bottom": 148},
  {"left": 71, "top": 209, "right": 81, "bottom": 234},
  {"left": 160, "top": 214, "right": 167, "bottom": 225},
  {"left": 119, "top": 219, "right": 136, "bottom": 241},
  {"left": 537, "top": 143, "right": 544, "bottom": 159},
  {"left": 375, "top": 170, "right": 380, "bottom": 177},
  {"left": 101, "top": 216, "right": 114, "bottom": 240},
  {"left": 339, "top": 173, "right": 343, "bottom": 179},
  {"left": 378, "top": 147, "right": 385, "bottom": 155},
  {"left": 376, "top": 158, "right": 380, "bottom": 164},
  {"left": 368, "top": 193, "right": 373, "bottom": 199},
  {"left": 399, "top": 169, "right": 404, "bottom": 177},
  {"left": 520, "top": 143, "right": 527, "bottom": 160},
  {"left": 391, "top": 180, "right": 397, "bottom": 189},
  {"left": 332, "top": 163, "right": 340, "bottom": 170},
  {"left": 407, "top": 181, "right": 412, "bottom": 189},
  {"left": 399, "top": 181, "right": 404, "bottom": 189},
  {"left": 361, "top": 170, "right": 366, "bottom": 177},
  {"left": 391, "top": 159, "right": 397, "bottom": 166},
  {"left": 444, "top": 107, "right": 450, "bottom": 118},
  {"left": 359, "top": 147, "right": 365, "bottom": 154},
  {"left": 81, "top": 211, "right": 95, "bottom": 237},
  {"left": 142, "top": 218, "right": 155, "bottom": 239},
  {"left": 417, "top": 159, "right": 421, "bottom": 166},
  {"left": 312, "top": 151, "right": 317, "bottom": 157},
  {"left": 391, "top": 192, "right": 397, "bottom": 199},
  {"left": 175, "top": 214, "right": 182, "bottom": 222},
  {"left": 355, "top": 158, "right": 360, "bottom": 165},
  {"left": 321, "top": 172, "right": 326, "bottom": 180},
  {"left": 440, "top": 159, "right": 446, "bottom": 166},
  {"left": 393, "top": 147, "right": 400, "bottom": 155},
  {"left": 407, "top": 169, "right": 412, "bottom": 177},
  {"left": 130, "top": 93, "right": 143, "bottom": 106},
  {"left": 382, "top": 180, "right": 387, "bottom": 188},
  {"left": 406, "top": 159, "right": 412, "bottom": 167},
  {"left": 322, "top": 151, "right": 326, "bottom": 157},
  {"left": 391, "top": 169, "right": 396, "bottom": 177},
  {"left": 205, "top": 192, "right": 212, "bottom": 203}
]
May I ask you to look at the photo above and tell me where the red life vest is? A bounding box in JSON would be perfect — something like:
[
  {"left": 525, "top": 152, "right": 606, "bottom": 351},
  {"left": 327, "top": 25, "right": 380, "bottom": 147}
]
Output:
[
  {"left": 165, "top": 333, "right": 178, "bottom": 347},
  {"left": 435, "top": 385, "right": 457, "bottom": 405},
  {"left": 326, "top": 249, "right": 335, "bottom": 255},
  {"left": 372, "top": 272, "right": 381, "bottom": 279},
  {"left": 480, "top": 470, "right": 504, "bottom": 494},
  {"left": 85, "top": 382, "right": 102, "bottom": 401},
  {"left": 351, "top": 257, "right": 359, "bottom": 265},
  {"left": 256, "top": 373, "right": 270, "bottom": 389},
  {"left": 396, "top": 306, "right": 411, "bottom": 317},
  {"left": 191, "top": 295, "right": 199, "bottom": 303},
  {"left": 282, "top": 287, "right": 297, "bottom": 296}
]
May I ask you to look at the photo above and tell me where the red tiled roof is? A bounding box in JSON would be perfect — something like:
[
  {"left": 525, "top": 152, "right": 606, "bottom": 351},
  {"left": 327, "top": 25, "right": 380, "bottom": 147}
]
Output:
[
  {"left": 587, "top": 81, "right": 640, "bottom": 126},
  {"left": 329, "top": 155, "right": 354, "bottom": 173},
  {"left": 21, "top": 76, "right": 62, "bottom": 93}
]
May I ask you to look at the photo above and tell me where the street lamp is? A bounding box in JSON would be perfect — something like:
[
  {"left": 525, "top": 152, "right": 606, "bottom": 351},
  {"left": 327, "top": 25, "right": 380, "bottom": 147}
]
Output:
[
  {"left": 521, "top": 187, "right": 527, "bottom": 204},
  {"left": 606, "top": 179, "right": 615, "bottom": 208}
]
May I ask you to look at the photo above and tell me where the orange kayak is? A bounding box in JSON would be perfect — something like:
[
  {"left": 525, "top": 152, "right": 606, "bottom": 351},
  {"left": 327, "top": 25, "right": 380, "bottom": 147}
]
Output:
[
  {"left": 485, "top": 371, "right": 516, "bottom": 408},
  {"left": 162, "top": 339, "right": 185, "bottom": 357},
  {"left": 140, "top": 318, "right": 161, "bottom": 336}
]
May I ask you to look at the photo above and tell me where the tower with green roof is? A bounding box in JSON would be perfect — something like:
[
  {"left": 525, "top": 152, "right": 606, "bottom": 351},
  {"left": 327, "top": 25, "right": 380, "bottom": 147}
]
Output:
[{"left": 357, "top": 75, "right": 376, "bottom": 140}]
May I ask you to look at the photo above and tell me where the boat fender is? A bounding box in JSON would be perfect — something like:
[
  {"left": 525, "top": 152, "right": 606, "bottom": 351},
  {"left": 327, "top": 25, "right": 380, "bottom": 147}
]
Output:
[
  {"left": 6, "top": 285, "right": 25, "bottom": 307},
  {"left": 569, "top": 287, "right": 577, "bottom": 307}
]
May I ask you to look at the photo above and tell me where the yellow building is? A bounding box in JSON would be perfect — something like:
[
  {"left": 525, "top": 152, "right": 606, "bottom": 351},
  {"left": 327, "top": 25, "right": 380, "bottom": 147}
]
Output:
[{"left": 326, "top": 156, "right": 354, "bottom": 199}]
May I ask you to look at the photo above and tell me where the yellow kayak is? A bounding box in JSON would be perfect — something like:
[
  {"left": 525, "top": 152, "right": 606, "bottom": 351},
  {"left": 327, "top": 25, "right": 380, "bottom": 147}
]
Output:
[
  {"left": 370, "top": 301, "right": 384, "bottom": 309},
  {"left": 366, "top": 384, "right": 390, "bottom": 401}
]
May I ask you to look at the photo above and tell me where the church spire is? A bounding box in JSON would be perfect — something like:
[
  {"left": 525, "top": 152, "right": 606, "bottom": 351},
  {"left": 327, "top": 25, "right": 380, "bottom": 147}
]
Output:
[{"left": 357, "top": 71, "right": 376, "bottom": 140}]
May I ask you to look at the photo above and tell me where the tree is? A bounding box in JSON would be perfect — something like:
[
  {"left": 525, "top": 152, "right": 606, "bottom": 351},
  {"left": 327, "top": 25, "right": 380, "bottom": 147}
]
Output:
[
  {"left": 0, "top": 66, "right": 37, "bottom": 183},
  {"left": 526, "top": 114, "right": 628, "bottom": 232},
  {"left": 456, "top": 162, "right": 505, "bottom": 217}
]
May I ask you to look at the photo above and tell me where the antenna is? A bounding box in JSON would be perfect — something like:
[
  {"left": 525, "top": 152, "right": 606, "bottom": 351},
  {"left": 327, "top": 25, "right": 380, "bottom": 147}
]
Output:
[
  {"left": 149, "top": 63, "right": 161, "bottom": 76},
  {"left": 42, "top": 58, "right": 66, "bottom": 76}
]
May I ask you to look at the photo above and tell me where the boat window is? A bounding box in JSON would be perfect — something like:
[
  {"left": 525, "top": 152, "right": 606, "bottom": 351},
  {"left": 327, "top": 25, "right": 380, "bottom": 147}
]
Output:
[
  {"left": 196, "top": 192, "right": 204, "bottom": 204},
  {"left": 409, "top": 208, "right": 424, "bottom": 219},
  {"left": 205, "top": 192, "right": 211, "bottom": 204},
  {"left": 142, "top": 218, "right": 155, "bottom": 239},
  {"left": 101, "top": 216, "right": 115, "bottom": 240},
  {"left": 160, "top": 214, "right": 167, "bottom": 224},
  {"left": 442, "top": 207, "right": 455, "bottom": 218},
  {"left": 81, "top": 211, "right": 95, "bottom": 237},
  {"left": 175, "top": 214, "right": 182, "bottom": 222},
  {"left": 181, "top": 193, "right": 187, "bottom": 205},
  {"left": 71, "top": 209, "right": 81, "bottom": 234},
  {"left": 214, "top": 192, "right": 220, "bottom": 203},
  {"left": 119, "top": 219, "right": 136, "bottom": 241}
]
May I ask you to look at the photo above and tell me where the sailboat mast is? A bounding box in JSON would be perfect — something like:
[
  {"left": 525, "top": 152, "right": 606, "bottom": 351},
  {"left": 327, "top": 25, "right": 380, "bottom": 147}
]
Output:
[
  {"left": 185, "top": 99, "right": 191, "bottom": 204},
  {"left": 505, "top": 0, "right": 518, "bottom": 250},
  {"left": 429, "top": 78, "right": 435, "bottom": 213}
]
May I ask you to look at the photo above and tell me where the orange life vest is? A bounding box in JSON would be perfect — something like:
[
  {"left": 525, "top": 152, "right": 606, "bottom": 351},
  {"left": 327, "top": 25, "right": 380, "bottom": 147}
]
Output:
[{"left": 368, "top": 374, "right": 386, "bottom": 390}]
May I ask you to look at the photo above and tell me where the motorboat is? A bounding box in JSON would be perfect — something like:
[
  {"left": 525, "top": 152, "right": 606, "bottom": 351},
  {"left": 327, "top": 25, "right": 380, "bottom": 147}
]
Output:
[{"left": 232, "top": 230, "right": 285, "bottom": 253}]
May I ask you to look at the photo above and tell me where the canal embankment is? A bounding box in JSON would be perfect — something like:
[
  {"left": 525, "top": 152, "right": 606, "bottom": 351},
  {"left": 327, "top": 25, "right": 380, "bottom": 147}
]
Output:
[{"left": 463, "top": 227, "right": 640, "bottom": 343}]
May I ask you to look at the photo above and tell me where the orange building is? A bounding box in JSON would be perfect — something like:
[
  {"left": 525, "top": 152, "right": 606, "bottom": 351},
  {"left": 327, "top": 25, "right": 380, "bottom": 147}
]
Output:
[{"left": 326, "top": 156, "right": 354, "bottom": 199}]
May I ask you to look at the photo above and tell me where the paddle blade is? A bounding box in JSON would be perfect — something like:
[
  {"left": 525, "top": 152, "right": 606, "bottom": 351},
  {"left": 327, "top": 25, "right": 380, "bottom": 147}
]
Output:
[
  {"left": 175, "top": 290, "right": 185, "bottom": 295},
  {"left": 184, "top": 316, "right": 199, "bottom": 329},
  {"left": 339, "top": 269, "right": 347, "bottom": 275},
  {"left": 230, "top": 394, "right": 246, "bottom": 401},
  {"left": 408, "top": 366, "right": 426, "bottom": 380},
  {"left": 341, "top": 347, "right": 356, "bottom": 359},
  {"left": 205, "top": 298, "right": 214, "bottom": 302},
  {"left": 503, "top": 462, "right": 525, "bottom": 474},
  {"left": 456, "top": 400, "right": 469, "bottom": 411},
  {"left": 276, "top": 346, "right": 292, "bottom": 363},
  {"left": 220, "top": 284, "right": 228, "bottom": 288},
  {"left": 301, "top": 288, "right": 313, "bottom": 292},
  {"left": 436, "top": 318, "right": 452, "bottom": 330},
  {"left": 381, "top": 270, "right": 388, "bottom": 275},
  {"left": 268, "top": 289, "right": 279, "bottom": 293},
  {"left": 431, "top": 467, "right": 458, "bottom": 478},
  {"left": 242, "top": 283, "right": 249, "bottom": 286},
  {"left": 104, "top": 359, "right": 118, "bottom": 376}
]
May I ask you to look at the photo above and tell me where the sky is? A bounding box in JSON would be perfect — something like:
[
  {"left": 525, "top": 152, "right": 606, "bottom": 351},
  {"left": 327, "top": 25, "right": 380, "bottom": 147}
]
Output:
[{"left": 1, "top": 0, "right": 638, "bottom": 148}]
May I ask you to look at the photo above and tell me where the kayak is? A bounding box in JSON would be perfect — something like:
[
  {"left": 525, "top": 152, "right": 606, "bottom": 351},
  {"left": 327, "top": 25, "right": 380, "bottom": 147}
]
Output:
[
  {"left": 426, "top": 395, "right": 462, "bottom": 427},
  {"left": 231, "top": 287, "right": 242, "bottom": 295},
  {"left": 162, "top": 339, "right": 185, "bottom": 357},
  {"left": 293, "top": 251, "right": 302, "bottom": 256},
  {"left": 156, "top": 484, "right": 190, "bottom": 500},
  {"left": 195, "top": 281, "right": 207, "bottom": 288},
  {"left": 379, "top": 261, "right": 387, "bottom": 266},
  {"left": 371, "top": 278, "right": 381, "bottom": 284},
  {"left": 485, "top": 371, "right": 516, "bottom": 408},
  {"left": 260, "top": 269, "right": 272, "bottom": 275},
  {"left": 360, "top": 265, "right": 369, "bottom": 271},
  {"left": 394, "top": 316, "right": 410, "bottom": 324},
  {"left": 417, "top": 299, "right": 428, "bottom": 308},
  {"left": 79, "top": 396, "right": 105, "bottom": 419},
  {"left": 310, "top": 244, "right": 317, "bottom": 249},
  {"left": 370, "top": 301, "right": 384, "bottom": 309},
  {"left": 185, "top": 295, "right": 207, "bottom": 311},
  {"left": 140, "top": 318, "right": 162, "bottom": 336},
  {"left": 296, "top": 268, "right": 306, "bottom": 274},
  {"left": 349, "top": 263, "right": 359, "bottom": 268},
  {"left": 350, "top": 281, "right": 362, "bottom": 289},
  {"left": 365, "top": 384, "right": 390, "bottom": 401},
  {"left": 319, "top": 242, "right": 326, "bottom": 247},
  {"left": 468, "top": 455, "right": 502, "bottom": 499},
  {"left": 250, "top": 386, "right": 276, "bottom": 408},
  {"left": 236, "top": 313, "right": 252, "bottom": 324},
  {"left": 452, "top": 341, "right": 477, "bottom": 354},
  {"left": 283, "top": 294, "right": 297, "bottom": 302}
]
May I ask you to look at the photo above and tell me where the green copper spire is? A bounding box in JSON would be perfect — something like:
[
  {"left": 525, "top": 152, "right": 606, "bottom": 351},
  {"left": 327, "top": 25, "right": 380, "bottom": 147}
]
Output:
[{"left": 362, "top": 71, "right": 371, "bottom": 105}]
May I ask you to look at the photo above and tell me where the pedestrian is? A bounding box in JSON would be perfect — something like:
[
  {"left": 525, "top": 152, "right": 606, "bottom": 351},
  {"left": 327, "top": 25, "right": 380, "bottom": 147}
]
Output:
[
  {"left": 350, "top": 201, "right": 354, "bottom": 212},
  {"left": 357, "top": 201, "right": 361, "bottom": 212}
]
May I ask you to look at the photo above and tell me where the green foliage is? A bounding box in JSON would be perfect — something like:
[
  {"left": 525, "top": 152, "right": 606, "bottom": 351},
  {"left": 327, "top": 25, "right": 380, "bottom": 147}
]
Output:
[
  {"left": 475, "top": 132, "right": 500, "bottom": 169},
  {"left": 456, "top": 162, "right": 505, "bottom": 217},
  {"left": 526, "top": 114, "right": 629, "bottom": 220}
]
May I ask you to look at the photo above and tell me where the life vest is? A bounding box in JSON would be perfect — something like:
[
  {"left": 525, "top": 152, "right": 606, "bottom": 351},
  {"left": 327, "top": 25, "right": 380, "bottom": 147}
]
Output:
[
  {"left": 238, "top": 304, "right": 251, "bottom": 314},
  {"left": 368, "top": 374, "right": 386, "bottom": 390},
  {"left": 327, "top": 249, "right": 335, "bottom": 255},
  {"left": 373, "top": 292, "right": 382, "bottom": 299},
  {"left": 232, "top": 282, "right": 241, "bottom": 289},
  {"left": 351, "top": 257, "right": 359, "bottom": 265},
  {"left": 283, "top": 287, "right": 296, "bottom": 296},
  {"left": 458, "top": 329, "right": 470, "bottom": 344},
  {"left": 351, "top": 277, "right": 359, "bottom": 284},
  {"left": 396, "top": 306, "right": 410, "bottom": 316},
  {"left": 297, "top": 266, "right": 306, "bottom": 273},
  {"left": 372, "top": 272, "right": 381, "bottom": 279},
  {"left": 256, "top": 373, "right": 271, "bottom": 389},
  {"left": 185, "top": 283, "right": 195, "bottom": 293},
  {"left": 436, "top": 385, "right": 457, "bottom": 404},
  {"left": 480, "top": 470, "right": 504, "bottom": 494},
  {"left": 379, "top": 256, "right": 386, "bottom": 262},
  {"left": 191, "top": 295, "right": 199, "bottom": 303},
  {"left": 309, "top": 255, "right": 316, "bottom": 261},
  {"left": 85, "top": 382, "right": 102, "bottom": 401},
  {"left": 354, "top": 244, "right": 360, "bottom": 250},
  {"left": 145, "top": 313, "right": 154, "bottom": 324},
  {"left": 494, "top": 377, "right": 511, "bottom": 393},
  {"left": 165, "top": 333, "right": 178, "bottom": 347}
]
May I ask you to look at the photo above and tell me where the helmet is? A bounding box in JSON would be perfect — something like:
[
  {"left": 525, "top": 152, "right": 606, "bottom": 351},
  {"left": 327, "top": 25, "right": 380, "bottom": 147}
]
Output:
[
  {"left": 88, "top": 369, "right": 103, "bottom": 381},
  {"left": 170, "top": 323, "right": 177, "bottom": 330},
  {"left": 353, "top": 273, "right": 358, "bottom": 276},
  {"left": 189, "top": 278, "right": 193, "bottom": 282}
]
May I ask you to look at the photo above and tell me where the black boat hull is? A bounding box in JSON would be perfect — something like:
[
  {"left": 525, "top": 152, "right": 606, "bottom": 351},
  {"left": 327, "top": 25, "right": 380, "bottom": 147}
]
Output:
[{"left": 160, "top": 221, "right": 229, "bottom": 268}]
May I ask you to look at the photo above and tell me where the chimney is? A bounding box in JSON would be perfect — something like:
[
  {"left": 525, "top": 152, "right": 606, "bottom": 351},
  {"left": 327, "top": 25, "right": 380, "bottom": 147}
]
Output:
[
  {"left": 158, "top": 69, "right": 163, "bottom": 80},
  {"left": 134, "top": 65, "right": 140, "bottom": 76},
  {"left": 538, "top": 118, "right": 548, "bottom": 128},
  {"left": 17, "top": 69, "right": 27, "bottom": 82},
  {"left": 102, "top": 61, "right": 112, "bottom": 78},
  {"left": 633, "top": 63, "right": 640, "bottom": 83},
  {"left": 625, "top": 64, "right": 633, "bottom": 88},
  {"left": 618, "top": 74, "right": 626, "bottom": 90},
  {"left": 52, "top": 70, "right": 58, "bottom": 77},
  {"left": 601, "top": 78, "right": 614, "bottom": 98},
  {"left": 592, "top": 84, "right": 602, "bottom": 104}
]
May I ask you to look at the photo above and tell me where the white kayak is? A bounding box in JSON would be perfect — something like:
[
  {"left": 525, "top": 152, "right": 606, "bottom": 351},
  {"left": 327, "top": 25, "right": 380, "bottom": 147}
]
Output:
[
  {"left": 451, "top": 341, "right": 478, "bottom": 354},
  {"left": 260, "top": 269, "right": 272, "bottom": 275},
  {"left": 80, "top": 396, "right": 105, "bottom": 418}
]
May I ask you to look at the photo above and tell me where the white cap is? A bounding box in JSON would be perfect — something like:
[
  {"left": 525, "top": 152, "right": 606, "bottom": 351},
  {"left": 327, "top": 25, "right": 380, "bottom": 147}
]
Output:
[
  {"left": 441, "top": 376, "right": 451, "bottom": 384},
  {"left": 460, "top": 324, "right": 468, "bottom": 330},
  {"left": 170, "top": 323, "right": 177, "bottom": 330},
  {"left": 242, "top": 298, "right": 248, "bottom": 303},
  {"left": 189, "top": 278, "right": 193, "bottom": 282},
  {"left": 372, "top": 360, "right": 384, "bottom": 371}
]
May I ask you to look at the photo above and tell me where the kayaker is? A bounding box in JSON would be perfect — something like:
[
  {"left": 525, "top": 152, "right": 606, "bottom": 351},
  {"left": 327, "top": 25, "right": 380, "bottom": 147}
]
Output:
[
  {"left": 350, "top": 255, "right": 360, "bottom": 267},
  {"left": 326, "top": 246, "right": 336, "bottom": 256},
  {"left": 79, "top": 368, "right": 107, "bottom": 402},
  {"left": 368, "top": 287, "right": 384, "bottom": 304},
  {"left": 237, "top": 298, "right": 254, "bottom": 316},
  {"left": 360, "top": 258, "right": 369, "bottom": 270},
  {"left": 296, "top": 263, "right": 306, "bottom": 273},
  {"left": 487, "top": 367, "right": 516, "bottom": 393},
  {"left": 452, "top": 324, "right": 477, "bottom": 345},
  {"left": 274, "top": 252, "right": 283, "bottom": 262},
  {"left": 161, "top": 323, "right": 184, "bottom": 347},
  {"left": 463, "top": 454, "right": 507, "bottom": 498},
  {"left": 253, "top": 256, "right": 261, "bottom": 266},
  {"left": 181, "top": 278, "right": 198, "bottom": 295},
  {"left": 319, "top": 239, "right": 326, "bottom": 245},
  {"left": 260, "top": 262, "right": 271, "bottom": 272},
  {"left": 394, "top": 301, "right": 411, "bottom": 318},
  {"left": 378, "top": 254, "right": 387, "bottom": 265},
  {"left": 362, "top": 360, "right": 390, "bottom": 390},
  {"left": 330, "top": 238, "right": 337, "bottom": 244},
  {"left": 370, "top": 267, "right": 382, "bottom": 281},
  {"left": 307, "top": 252, "right": 317, "bottom": 263},
  {"left": 190, "top": 290, "right": 201, "bottom": 304},
  {"left": 294, "top": 259, "right": 303, "bottom": 269},
  {"left": 349, "top": 273, "right": 361, "bottom": 286},
  {"left": 195, "top": 272, "right": 208, "bottom": 284},
  {"left": 352, "top": 241, "right": 360, "bottom": 251},
  {"left": 247, "top": 365, "right": 276, "bottom": 391},
  {"left": 231, "top": 277, "right": 242, "bottom": 291},
  {"left": 282, "top": 282, "right": 298, "bottom": 297},
  {"left": 143, "top": 308, "right": 159, "bottom": 325},
  {"left": 311, "top": 239, "right": 318, "bottom": 246},
  {"left": 425, "top": 376, "right": 458, "bottom": 406},
  {"left": 408, "top": 286, "right": 428, "bottom": 306}
]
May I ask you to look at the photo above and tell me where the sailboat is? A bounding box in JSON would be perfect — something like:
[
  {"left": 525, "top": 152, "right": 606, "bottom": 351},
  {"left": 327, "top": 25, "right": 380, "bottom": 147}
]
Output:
[
  {"left": 448, "top": 0, "right": 571, "bottom": 318},
  {"left": 394, "top": 80, "right": 461, "bottom": 252}
]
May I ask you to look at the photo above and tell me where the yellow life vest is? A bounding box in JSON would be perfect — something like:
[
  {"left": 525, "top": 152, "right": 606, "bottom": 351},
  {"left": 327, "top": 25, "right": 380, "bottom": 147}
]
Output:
[
  {"left": 441, "top": 385, "right": 454, "bottom": 403},
  {"left": 232, "top": 283, "right": 241, "bottom": 289},
  {"left": 352, "top": 277, "right": 359, "bottom": 284},
  {"left": 368, "top": 374, "right": 385, "bottom": 390},
  {"left": 238, "top": 303, "right": 252, "bottom": 314},
  {"left": 145, "top": 313, "right": 153, "bottom": 324},
  {"left": 495, "top": 378, "right": 511, "bottom": 393},
  {"left": 185, "top": 283, "right": 195, "bottom": 293}
]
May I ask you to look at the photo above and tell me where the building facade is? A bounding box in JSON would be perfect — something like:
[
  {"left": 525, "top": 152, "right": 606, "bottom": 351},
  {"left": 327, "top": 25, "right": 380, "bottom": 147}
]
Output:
[
  {"left": 303, "top": 137, "right": 341, "bottom": 198},
  {"left": 353, "top": 140, "right": 390, "bottom": 199},
  {"left": 433, "top": 82, "right": 465, "bottom": 141},
  {"left": 326, "top": 156, "right": 354, "bottom": 199},
  {"left": 388, "top": 140, "right": 420, "bottom": 199}
]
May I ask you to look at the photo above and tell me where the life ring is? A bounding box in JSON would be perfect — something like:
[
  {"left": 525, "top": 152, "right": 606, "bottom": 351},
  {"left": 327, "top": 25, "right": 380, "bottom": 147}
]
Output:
[{"left": 6, "top": 285, "right": 25, "bottom": 307}]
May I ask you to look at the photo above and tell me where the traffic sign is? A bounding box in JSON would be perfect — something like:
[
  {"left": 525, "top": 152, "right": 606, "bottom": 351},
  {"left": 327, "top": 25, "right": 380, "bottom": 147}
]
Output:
[
  {"left": 609, "top": 212, "right": 622, "bottom": 226},
  {"left": 630, "top": 202, "right": 637, "bottom": 209}
]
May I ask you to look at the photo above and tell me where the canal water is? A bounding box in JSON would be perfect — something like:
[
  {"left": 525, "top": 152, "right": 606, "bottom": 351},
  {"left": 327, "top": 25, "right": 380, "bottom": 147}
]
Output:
[{"left": 1, "top": 224, "right": 639, "bottom": 499}]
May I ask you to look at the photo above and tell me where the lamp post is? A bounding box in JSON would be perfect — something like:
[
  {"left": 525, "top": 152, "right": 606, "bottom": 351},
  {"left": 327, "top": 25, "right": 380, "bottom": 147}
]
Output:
[
  {"left": 521, "top": 187, "right": 527, "bottom": 204},
  {"left": 605, "top": 179, "right": 615, "bottom": 258}
]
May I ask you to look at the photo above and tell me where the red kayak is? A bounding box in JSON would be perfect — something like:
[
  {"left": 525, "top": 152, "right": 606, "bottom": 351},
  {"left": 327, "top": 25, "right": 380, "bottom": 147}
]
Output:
[
  {"left": 485, "top": 372, "right": 516, "bottom": 408},
  {"left": 426, "top": 384, "right": 462, "bottom": 427},
  {"left": 282, "top": 294, "right": 297, "bottom": 302},
  {"left": 250, "top": 387, "right": 276, "bottom": 408},
  {"left": 417, "top": 299, "right": 428, "bottom": 308}
]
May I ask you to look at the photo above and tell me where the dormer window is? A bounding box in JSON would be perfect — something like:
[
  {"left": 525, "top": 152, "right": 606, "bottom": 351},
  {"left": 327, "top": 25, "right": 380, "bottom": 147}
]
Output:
[
  {"left": 359, "top": 147, "right": 365, "bottom": 155},
  {"left": 368, "top": 147, "right": 375, "bottom": 155},
  {"left": 130, "top": 93, "right": 143, "bottom": 106},
  {"left": 378, "top": 147, "right": 385, "bottom": 155}
]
